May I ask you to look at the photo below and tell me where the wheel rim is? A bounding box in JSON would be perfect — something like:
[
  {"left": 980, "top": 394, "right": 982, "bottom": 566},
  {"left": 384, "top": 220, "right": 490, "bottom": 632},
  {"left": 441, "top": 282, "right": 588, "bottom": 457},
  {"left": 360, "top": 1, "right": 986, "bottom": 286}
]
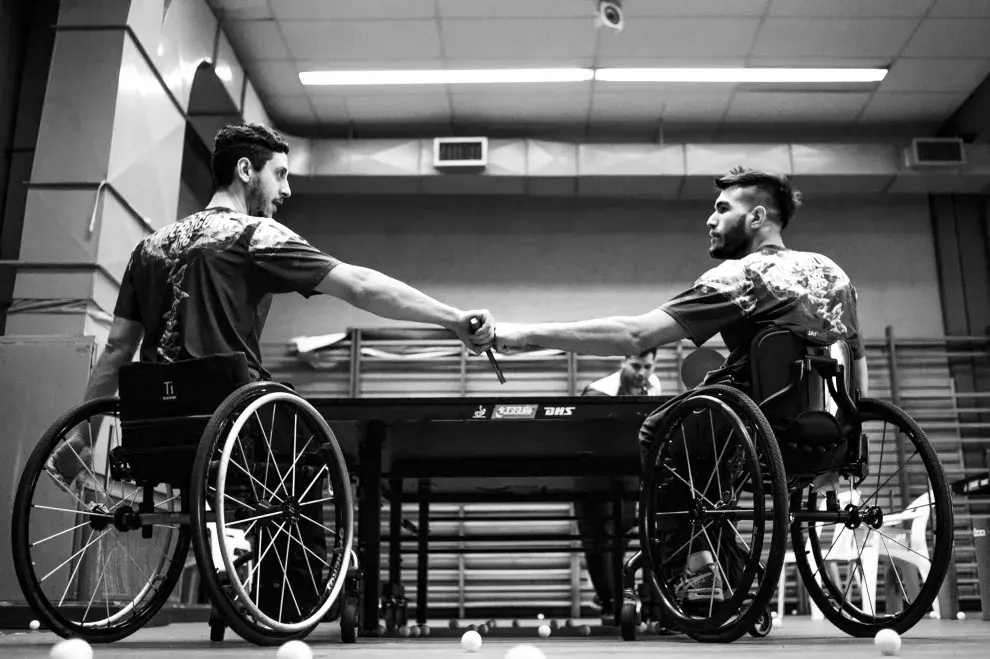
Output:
[
  {"left": 642, "top": 394, "right": 774, "bottom": 632},
  {"left": 14, "top": 399, "right": 189, "bottom": 637},
  {"left": 792, "top": 399, "right": 953, "bottom": 630},
  {"left": 211, "top": 392, "right": 353, "bottom": 633}
]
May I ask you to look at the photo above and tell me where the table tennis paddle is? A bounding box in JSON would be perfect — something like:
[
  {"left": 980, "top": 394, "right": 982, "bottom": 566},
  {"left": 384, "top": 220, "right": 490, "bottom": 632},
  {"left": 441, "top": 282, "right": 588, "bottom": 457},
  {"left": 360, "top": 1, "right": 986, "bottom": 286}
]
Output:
[
  {"left": 469, "top": 317, "right": 506, "bottom": 384},
  {"left": 681, "top": 346, "right": 725, "bottom": 389}
]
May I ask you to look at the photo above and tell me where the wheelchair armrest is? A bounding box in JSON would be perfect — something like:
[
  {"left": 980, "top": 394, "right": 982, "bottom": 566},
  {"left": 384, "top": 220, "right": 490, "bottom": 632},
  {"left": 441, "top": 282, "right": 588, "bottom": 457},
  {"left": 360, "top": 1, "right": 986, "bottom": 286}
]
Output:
[{"left": 806, "top": 355, "right": 839, "bottom": 378}]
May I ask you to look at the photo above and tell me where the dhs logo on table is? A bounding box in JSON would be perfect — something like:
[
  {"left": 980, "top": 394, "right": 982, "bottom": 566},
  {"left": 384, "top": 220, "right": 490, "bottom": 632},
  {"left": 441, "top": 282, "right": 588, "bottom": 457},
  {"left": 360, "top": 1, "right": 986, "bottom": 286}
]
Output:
[
  {"left": 492, "top": 404, "right": 538, "bottom": 419},
  {"left": 543, "top": 406, "right": 575, "bottom": 417}
]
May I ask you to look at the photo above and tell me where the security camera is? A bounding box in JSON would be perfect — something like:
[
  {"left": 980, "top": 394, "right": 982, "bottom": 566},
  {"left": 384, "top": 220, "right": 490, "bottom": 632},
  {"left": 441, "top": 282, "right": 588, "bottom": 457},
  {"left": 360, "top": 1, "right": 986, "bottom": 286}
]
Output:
[{"left": 595, "top": 0, "right": 624, "bottom": 32}]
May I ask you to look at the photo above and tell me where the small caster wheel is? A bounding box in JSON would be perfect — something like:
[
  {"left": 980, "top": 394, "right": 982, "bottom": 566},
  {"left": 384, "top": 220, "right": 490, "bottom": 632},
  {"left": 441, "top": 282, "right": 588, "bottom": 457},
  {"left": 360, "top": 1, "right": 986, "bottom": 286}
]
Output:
[
  {"left": 341, "top": 599, "right": 359, "bottom": 644},
  {"left": 620, "top": 602, "right": 638, "bottom": 641},
  {"left": 208, "top": 610, "right": 226, "bottom": 642},
  {"left": 748, "top": 606, "right": 772, "bottom": 638}
]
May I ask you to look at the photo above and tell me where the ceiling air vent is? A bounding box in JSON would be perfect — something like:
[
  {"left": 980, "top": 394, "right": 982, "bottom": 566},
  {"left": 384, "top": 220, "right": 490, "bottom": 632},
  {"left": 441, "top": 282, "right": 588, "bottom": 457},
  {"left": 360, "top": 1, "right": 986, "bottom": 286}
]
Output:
[
  {"left": 434, "top": 137, "right": 488, "bottom": 172},
  {"left": 905, "top": 137, "right": 966, "bottom": 167}
]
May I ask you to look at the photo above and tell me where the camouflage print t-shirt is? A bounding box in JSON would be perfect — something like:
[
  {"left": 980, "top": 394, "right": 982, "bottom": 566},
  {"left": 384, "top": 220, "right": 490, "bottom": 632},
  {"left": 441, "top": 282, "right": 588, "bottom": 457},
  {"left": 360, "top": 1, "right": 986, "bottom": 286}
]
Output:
[
  {"left": 114, "top": 208, "right": 340, "bottom": 380},
  {"left": 661, "top": 245, "right": 864, "bottom": 386}
]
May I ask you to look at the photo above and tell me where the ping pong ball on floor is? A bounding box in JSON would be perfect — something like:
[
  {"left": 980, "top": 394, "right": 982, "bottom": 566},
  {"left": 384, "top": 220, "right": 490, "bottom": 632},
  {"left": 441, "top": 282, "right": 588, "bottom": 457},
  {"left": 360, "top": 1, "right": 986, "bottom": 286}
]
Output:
[
  {"left": 537, "top": 624, "right": 551, "bottom": 637},
  {"left": 505, "top": 644, "right": 547, "bottom": 659},
  {"left": 461, "top": 630, "right": 483, "bottom": 652},
  {"left": 957, "top": 612, "right": 966, "bottom": 621},
  {"left": 874, "top": 629, "right": 901, "bottom": 656},
  {"left": 277, "top": 640, "right": 313, "bottom": 659},
  {"left": 49, "top": 639, "right": 93, "bottom": 659},
  {"left": 29, "top": 620, "right": 40, "bottom": 630}
]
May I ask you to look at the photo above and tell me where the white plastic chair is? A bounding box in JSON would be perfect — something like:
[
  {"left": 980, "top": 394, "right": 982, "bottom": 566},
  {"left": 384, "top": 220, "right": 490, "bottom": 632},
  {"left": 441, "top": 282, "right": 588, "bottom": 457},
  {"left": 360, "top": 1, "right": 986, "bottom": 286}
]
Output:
[
  {"left": 778, "top": 489, "right": 879, "bottom": 620},
  {"left": 876, "top": 490, "right": 938, "bottom": 618}
]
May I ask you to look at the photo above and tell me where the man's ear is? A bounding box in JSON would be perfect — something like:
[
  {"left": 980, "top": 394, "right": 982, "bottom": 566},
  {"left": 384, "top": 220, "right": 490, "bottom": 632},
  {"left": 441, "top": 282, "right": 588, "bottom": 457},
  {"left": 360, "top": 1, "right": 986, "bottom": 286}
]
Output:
[
  {"left": 236, "top": 157, "right": 253, "bottom": 184},
  {"left": 750, "top": 205, "right": 768, "bottom": 228}
]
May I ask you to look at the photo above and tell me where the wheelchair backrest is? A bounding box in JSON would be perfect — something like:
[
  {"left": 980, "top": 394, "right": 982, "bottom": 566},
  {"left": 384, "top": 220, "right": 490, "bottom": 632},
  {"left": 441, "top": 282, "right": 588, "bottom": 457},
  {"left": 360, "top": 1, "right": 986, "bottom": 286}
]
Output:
[
  {"left": 118, "top": 352, "right": 252, "bottom": 422},
  {"left": 749, "top": 327, "right": 852, "bottom": 424}
]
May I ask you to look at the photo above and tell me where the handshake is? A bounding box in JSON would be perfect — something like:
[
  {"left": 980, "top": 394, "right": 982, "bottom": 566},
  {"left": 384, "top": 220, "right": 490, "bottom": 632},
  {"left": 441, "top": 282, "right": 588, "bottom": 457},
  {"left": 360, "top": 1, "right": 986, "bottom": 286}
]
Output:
[{"left": 451, "top": 309, "right": 530, "bottom": 356}]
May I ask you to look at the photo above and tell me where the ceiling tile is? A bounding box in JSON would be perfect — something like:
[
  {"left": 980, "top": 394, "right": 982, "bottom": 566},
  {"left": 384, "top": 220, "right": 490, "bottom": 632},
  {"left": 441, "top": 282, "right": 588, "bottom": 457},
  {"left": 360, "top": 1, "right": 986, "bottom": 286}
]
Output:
[
  {"left": 591, "top": 91, "right": 733, "bottom": 123},
  {"left": 451, "top": 92, "right": 590, "bottom": 124},
  {"left": 269, "top": 0, "right": 436, "bottom": 20},
  {"left": 596, "top": 57, "right": 747, "bottom": 68},
  {"left": 206, "top": 0, "right": 272, "bottom": 20},
  {"left": 725, "top": 91, "right": 870, "bottom": 122},
  {"left": 345, "top": 94, "right": 451, "bottom": 123},
  {"left": 767, "top": 0, "right": 934, "bottom": 17},
  {"left": 265, "top": 95, "right": 317, "bottom": 124},
  {"left": 222, "top": 20, "right": 290, "bottom": 60},
  {"left": 441, "top": 19, "right": 597, "bottom": 60},
  {"left": 598, "top": 18, "right": 761, "bottom": 58},
  {"left": 858, "top": 92, "right": 968, "bottom": 122},
  {"left": 902, "top": 19, "right": 990, "bottom": 57},
  {"left": 628, "top": 0, "right": 770, "bottom": 17},
  {"left": 279, "top": 20, "right": 442, "bottom": 60},
  {"left": 751, "top": 19, "right": 918, "bottom": 58},
  {"left": 930, "top": 0, "right": 990, "bottom": 17},
  {"left": 590, "top": 92, "right": 665, "bottom": 123},
  {"left": 437, "top": 0, "right": 594, "bottom": 18},
  {"left": 662, "top": 92, "right": 735, "bottom": 121},
  {"left": 746, "top": 57, "right": 891, "bottom": 67},
  {"left": 879, "top": 57, "right": 990, "bottom": 92},
  {"left": 309, "top": 95, "right": 350, "bottom": 124},
  {"left": 249, "top": 60, "right": 305, "bottom": 96}
]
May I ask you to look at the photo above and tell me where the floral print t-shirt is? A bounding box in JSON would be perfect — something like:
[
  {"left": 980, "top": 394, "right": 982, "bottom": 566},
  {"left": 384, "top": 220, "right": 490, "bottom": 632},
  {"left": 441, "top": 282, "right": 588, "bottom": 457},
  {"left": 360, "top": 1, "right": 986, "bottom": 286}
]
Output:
[
  {"left": 113, "top": 208, "right": 340, "bottom": 380},
  {"left": 661, "top": 245, "right": 864, "bottom": 386}
]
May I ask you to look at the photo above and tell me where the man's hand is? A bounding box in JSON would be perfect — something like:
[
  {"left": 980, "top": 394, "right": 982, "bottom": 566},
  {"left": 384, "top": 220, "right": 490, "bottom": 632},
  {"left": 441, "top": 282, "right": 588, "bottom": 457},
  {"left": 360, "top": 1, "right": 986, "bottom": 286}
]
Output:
[
  {"left": 494, "top": 322, "right": 533, "bottom": 353},
  {"left": 451, "top": 309, "right": 495, "bottom": 354}
]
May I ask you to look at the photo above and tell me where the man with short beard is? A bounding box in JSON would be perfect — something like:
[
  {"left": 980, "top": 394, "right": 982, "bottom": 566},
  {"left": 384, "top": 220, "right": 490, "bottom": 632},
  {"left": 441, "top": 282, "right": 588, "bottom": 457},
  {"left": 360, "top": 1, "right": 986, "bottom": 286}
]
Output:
[
  {"left": 495, "top": 166, "right": 867, "bottom": 605},
  {"left": 45, "top": 122, "right": 494, "bottom": 621}
]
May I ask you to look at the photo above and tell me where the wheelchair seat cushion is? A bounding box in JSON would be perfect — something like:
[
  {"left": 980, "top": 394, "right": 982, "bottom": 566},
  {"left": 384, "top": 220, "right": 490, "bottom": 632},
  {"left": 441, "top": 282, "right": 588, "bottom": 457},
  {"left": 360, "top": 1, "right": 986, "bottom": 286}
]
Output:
[
  {"left": 119, "top": 352, "right": 252, "bottom": 421},
  {"left": 776, "top": 410, "right": 844, "bottom": 450}
]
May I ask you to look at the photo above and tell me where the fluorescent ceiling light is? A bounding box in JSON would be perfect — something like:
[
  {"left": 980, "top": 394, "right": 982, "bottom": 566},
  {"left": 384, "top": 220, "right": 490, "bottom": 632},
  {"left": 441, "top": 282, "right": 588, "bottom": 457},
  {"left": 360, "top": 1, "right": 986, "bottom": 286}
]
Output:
[
  {"left": 595, "top": 68, "right": 887, "bottom": 83},
  {"left": 299, "top": 67, "right": 887, "bottom": 86},
  {"left": 300, "top": 68, "right": 594, "bottom": 86}
]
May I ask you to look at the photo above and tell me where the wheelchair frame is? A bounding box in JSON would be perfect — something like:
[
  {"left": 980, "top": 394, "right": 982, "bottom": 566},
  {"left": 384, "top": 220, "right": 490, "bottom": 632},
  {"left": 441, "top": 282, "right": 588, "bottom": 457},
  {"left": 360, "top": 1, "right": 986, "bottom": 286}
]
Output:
[
  {"left": 10, "top": 353, "right": 358, "bottom": 647},
  {"left": 620, "top": 327, "right": 955, "bottom": 643}
]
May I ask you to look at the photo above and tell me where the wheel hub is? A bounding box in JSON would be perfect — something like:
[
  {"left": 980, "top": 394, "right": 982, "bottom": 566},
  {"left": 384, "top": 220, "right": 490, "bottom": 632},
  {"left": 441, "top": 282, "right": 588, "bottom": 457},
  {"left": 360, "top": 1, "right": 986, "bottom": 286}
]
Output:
[
  {"left": 688, "top": 497, "right": 709, "bottom": 525},
  {"left": 861, "top": 505, "right": 884, "bottom": 530},
  {"left": 843, "top": 503, "right": 863, "bottom": 530},
  {"left": 87, "top": 502, "right": 111, "bottom": 531},
  {"left": 281, "top": 496, "right": 301, "bottom": 524}
]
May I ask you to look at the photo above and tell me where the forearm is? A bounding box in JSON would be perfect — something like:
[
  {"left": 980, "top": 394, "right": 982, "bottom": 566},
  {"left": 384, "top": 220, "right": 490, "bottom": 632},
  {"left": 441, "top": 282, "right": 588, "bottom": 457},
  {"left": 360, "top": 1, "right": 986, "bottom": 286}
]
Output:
[
  {"left": 853, "top": 356, "right": 869, "bottom": 398},
  {"left": 522, "top": 317, "right": 644, "bottom": 356},
  {"left": 349, "top": 268, "right": 459, "bottom": 329},
  {"left": 83, "top": 345, "right": 134, "bottom": 402}
]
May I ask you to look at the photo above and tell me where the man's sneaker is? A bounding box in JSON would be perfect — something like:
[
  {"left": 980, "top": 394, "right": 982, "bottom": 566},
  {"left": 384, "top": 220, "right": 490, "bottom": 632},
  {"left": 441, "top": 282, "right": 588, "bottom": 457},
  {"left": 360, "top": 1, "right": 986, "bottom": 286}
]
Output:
[{"left": 674, "top": 564, "right": 724, "bottom": 603}]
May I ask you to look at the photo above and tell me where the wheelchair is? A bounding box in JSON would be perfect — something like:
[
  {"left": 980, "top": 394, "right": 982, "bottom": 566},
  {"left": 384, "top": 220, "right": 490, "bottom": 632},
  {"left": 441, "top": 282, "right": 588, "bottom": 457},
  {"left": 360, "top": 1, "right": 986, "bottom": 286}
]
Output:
[
  {"left": 10, "top": 352, "right": 359, "bottom": 646},
  {"left": 620, "top": 327, "right": 954, "bottom": 643}
]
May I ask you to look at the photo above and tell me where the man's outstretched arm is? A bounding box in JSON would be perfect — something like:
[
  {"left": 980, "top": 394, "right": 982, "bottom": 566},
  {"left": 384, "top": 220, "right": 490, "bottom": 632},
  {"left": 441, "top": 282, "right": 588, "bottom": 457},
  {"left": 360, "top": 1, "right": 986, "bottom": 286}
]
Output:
[
  {"left": 82, "top": 316, "right": 144, "bottom": 402},
  {"left": 494, "top": 307, "right": 689, "bottom": 357},
  {"left": 316, "top": 263, "right": 494, "bottom": 351}
]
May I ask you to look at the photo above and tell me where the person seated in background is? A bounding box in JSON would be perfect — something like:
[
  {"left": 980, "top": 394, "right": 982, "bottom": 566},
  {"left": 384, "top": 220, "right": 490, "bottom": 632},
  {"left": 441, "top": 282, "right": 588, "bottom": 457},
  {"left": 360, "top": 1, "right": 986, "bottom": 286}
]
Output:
[
  {"left": 581, "top": 349, "right": 663, "bottom": 398},
  {"left": 575, "top": 349, "right": 662, "bottom": 623}
]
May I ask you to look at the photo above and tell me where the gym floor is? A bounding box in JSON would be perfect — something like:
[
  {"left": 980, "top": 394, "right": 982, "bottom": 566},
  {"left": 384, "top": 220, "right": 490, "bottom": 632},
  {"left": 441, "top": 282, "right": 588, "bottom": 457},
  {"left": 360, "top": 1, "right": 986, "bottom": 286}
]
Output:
[{"left": 2, "top": 617, "right": 987, "bottom": 659}]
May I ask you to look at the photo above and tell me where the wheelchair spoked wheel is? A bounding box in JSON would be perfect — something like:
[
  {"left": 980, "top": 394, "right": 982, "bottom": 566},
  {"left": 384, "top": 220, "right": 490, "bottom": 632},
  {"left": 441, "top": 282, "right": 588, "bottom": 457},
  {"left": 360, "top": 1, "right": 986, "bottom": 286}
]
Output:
[
  {"left": 11, "top": 397, "right": 190, "bottom": 643},
  {"left": 190, "top": 383, "right": 355, "bottom": 646},
  {"left": 641, "top": 385, "right": 788, "bottom": 643},
  {"left": 790, "top": 398, "right": 953, "bottom": 638}
]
